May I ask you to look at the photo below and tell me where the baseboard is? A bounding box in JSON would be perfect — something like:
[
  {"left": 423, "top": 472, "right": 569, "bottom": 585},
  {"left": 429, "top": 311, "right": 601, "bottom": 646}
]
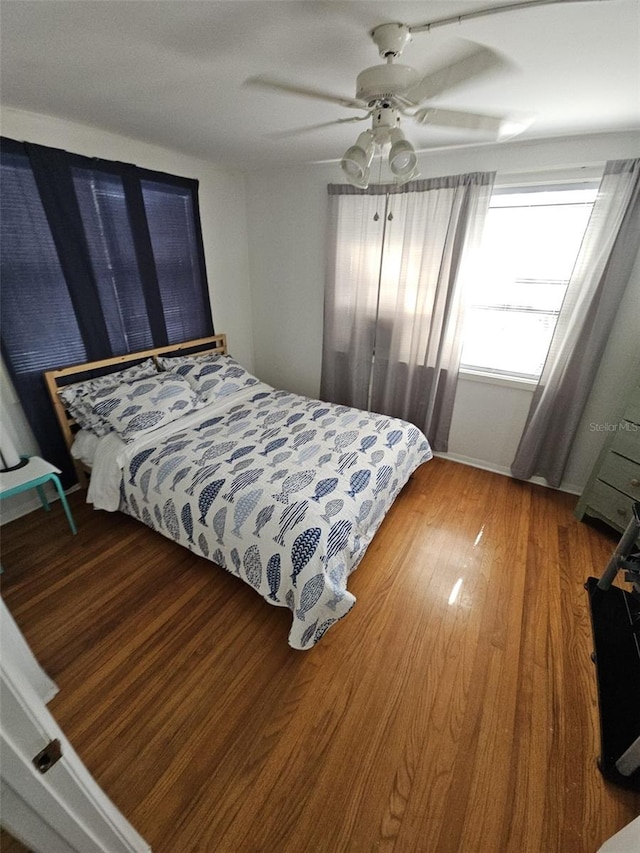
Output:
[{"left": 433, "top": 451, "right": 583, "bottom": 496}]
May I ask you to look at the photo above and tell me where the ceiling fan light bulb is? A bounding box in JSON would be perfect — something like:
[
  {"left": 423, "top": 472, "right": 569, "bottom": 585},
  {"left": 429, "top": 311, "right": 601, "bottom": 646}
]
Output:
[
  {"left": 341, "top": 133, "right": 374, "bottom": 185},
  {"left": 341, "top": 147, "right": 365, "bottom": 176},
  {"left": 341, "top": 157, "right": 370, "bottom": 188},
  {"left": 389, "top": 137, "right": 417, "bottom": 178},
  {"left": 342, "top": 153, "right": 361, "bottom": 176},
  {"left": 395, "top": 164, "right": 421, "bottom": 186},
  {"left": 393, "top": 149, "right": 412, "bottom": 170}
]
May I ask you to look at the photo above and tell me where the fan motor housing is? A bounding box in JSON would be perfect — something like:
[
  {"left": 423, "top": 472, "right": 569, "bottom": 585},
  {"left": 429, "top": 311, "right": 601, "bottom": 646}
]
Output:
[
  {"left": 355, "top": 64, "right": 419, "bottom": 106},
  {"left": 370, "top": 23, "right": 412, "bottom": 59}
]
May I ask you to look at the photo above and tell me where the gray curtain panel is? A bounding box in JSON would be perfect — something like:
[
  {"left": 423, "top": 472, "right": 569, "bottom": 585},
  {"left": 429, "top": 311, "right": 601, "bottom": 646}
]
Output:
[
  {"left": 321, "top": 172, "right": 495, "bottom": 451},
  {"left": 511, "top": 158, "right": 640, "bottom": 487}
]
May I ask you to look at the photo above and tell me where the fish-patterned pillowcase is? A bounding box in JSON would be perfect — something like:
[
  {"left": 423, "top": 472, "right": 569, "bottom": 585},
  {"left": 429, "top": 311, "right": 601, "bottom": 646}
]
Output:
[
  {"left": 91, "top": 373, "right": 204, "bottom": 442},
  {"left": 157, "top": 353, "right": 260, "bottom": 402},
  {"left": 59, "top": 358, "right": 159, "bottom": 436}
]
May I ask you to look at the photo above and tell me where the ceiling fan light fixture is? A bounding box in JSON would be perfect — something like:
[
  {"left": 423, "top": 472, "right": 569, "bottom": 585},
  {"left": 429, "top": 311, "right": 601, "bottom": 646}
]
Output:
[
  {"left": 388, "top": 128, "right": 418, "bottom": 178},
  {"left": 395, "top": 164, "right": 421, "bottom": 186},
  {"left": 341, "top": 130, "right": 375, "bottom": 187}
]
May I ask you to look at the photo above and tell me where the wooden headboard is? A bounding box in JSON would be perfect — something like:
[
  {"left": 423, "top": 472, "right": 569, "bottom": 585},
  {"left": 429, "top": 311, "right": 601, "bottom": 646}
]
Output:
[{"left": 44, "top": 334, "right": 227, "bottom": 485}]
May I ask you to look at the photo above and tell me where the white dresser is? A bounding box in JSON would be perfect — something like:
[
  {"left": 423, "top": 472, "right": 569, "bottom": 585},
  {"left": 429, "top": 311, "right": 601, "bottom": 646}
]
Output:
[{"left": 575, "top": 383, "right": 640, "bottom": 533}]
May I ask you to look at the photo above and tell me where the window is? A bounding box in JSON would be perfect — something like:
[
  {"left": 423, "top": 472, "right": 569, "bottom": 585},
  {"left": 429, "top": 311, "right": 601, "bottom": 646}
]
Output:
[
  {"left": 460, "top": 183, "right": 598, "bottom": 380},
  {"left": 0, "top": 148, "right": 88, "bottom": 378},
  {"left": 0, "top": 138, "right": 213, "bottom": 483},
  {"left": 73, "top": 168, "right": 156, "bottom": 353}
]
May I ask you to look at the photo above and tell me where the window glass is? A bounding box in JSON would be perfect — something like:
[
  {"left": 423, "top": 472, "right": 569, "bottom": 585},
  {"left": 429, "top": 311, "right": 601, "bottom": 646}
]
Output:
[{"left": 460, "top": 184, "right": 598, "bottom": 379}]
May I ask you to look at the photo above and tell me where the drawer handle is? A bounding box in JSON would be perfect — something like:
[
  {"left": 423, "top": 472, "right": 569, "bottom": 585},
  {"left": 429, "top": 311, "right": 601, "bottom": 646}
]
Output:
[
  {"left": 616, "top": 507, "right": 627, "bottom": 517},
  {"left": 631, "top": 478, "right": 640, "bottom": 488}
]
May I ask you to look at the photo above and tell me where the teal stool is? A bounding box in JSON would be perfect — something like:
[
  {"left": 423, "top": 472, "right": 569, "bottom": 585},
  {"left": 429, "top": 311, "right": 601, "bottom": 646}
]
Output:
[{"left": 0, "top": 456, "right": 77, "bottom": 535}]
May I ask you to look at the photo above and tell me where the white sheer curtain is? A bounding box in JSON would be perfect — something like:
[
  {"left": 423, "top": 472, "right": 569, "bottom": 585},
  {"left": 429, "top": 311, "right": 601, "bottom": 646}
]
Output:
[
  {"left": 511, "top": 158, "right": 640, "bottom": 486},
  {"left": 321, "top": 172, "right": 495, "bottom": 451}
]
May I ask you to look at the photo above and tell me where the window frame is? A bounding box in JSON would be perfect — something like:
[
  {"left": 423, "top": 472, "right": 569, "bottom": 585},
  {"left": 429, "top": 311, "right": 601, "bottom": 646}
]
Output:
[{"left": 459, "top": 169, "right": 603, "bottom": 387}]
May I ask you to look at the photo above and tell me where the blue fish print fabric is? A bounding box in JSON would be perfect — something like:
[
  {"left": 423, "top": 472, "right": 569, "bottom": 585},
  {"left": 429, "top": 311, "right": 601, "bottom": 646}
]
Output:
[
  {"left": 59, "top": 358, "right": 158, "bottom": 435},
  {"left": 95, "top": 373, "right": 203, "bottom": 442},
  {"left": 120, "top": 389, "right": 432, "bottom": 649},
  {"left": 157, "top": 353, "right": 261, "bottom": 403}
]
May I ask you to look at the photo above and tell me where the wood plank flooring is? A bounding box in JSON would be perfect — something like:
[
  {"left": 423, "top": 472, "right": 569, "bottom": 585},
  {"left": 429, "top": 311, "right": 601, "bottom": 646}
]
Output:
[{"left": 1, "top": 457, "right": 638, "bottom": 852}]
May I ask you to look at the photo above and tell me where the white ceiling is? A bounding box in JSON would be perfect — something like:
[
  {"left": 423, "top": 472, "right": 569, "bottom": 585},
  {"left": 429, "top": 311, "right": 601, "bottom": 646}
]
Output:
[{"left": 1, "top": 0, "right": 638, "bottom": 170}]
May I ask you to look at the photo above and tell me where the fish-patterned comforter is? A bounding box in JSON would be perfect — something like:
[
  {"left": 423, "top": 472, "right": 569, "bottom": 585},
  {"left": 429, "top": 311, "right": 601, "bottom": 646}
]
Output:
[{"left": 119, "top": 387, "right": 432, "bottom": 649}]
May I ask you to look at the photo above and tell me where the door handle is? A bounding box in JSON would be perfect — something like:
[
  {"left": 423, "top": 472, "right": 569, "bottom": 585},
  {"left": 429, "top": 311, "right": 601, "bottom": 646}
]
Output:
[{"left": 32, "top": 738, "right": 62, "bottom": 774}]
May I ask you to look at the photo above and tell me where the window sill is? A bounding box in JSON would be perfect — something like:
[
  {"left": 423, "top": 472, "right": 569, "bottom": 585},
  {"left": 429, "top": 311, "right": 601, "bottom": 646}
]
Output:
[{"left": 458, "top": 368, "right": 538, "bottom": 392}]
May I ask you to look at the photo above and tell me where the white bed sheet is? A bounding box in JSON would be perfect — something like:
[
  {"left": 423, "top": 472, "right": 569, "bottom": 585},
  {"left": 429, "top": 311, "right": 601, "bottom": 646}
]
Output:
[{"left": 70, "top": 429, "right": 100, "bottom": 467}]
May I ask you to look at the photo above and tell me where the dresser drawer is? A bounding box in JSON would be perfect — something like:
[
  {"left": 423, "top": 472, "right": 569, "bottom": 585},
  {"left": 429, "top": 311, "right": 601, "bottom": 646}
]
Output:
[
  {"left": 598, "top": 451, "right": 640, "bottom": 499},
  {"left": 624, "top": 386, "right": 640, "bottom": 424},
  {"left": 587, "top": 479, "right": 637, "bottom": 530},
  {"left": 610, "top": 423, "right": 640, "bottom": 464}
]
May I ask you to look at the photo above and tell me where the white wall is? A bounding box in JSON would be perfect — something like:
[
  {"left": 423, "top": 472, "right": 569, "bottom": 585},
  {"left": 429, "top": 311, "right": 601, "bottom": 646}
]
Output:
[
  {"left": 245, "top": 130, "right": 640, "bottom": 492},
  {"left": 0, "top": 106, "right": 254, "bottom": 521}
]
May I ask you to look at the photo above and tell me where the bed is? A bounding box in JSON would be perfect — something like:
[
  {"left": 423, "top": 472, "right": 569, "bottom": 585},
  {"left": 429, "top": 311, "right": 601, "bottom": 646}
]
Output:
[{"left": 45, "top": 336, "right": 432, "bottom": 649}]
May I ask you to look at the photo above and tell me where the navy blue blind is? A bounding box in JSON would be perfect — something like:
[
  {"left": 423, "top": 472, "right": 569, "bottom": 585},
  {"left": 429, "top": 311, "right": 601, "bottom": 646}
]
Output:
[
  {"left": 0, "top": 148, "right": 89, "bottom": 481},
  {"left": 72, "top": 168, "right": 157, "bottom": 354},
  {"left": 0, "top": 137, "right": 213, "bottom": 485},
  {"left": 142, "top": 179, "right": 211, "bottom": 344}
]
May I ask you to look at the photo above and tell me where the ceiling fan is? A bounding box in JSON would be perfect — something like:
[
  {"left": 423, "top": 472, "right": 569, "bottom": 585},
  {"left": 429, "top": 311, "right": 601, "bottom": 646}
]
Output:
[
  {"left": 246, "top": 23, "right": 525, "bottom": 186},
  {"left": 244, "top": 0, "right": 611, "bottom": 187}
]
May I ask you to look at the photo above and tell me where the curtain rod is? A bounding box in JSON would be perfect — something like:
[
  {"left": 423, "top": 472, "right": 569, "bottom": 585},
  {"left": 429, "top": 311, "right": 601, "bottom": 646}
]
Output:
[{"left": 408, "top": 0, "right": 609, "bottom": 33}]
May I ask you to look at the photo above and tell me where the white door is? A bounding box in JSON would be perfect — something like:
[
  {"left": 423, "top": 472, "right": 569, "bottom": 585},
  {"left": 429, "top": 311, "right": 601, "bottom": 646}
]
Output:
[{"left": 0, "top": 600, "right": 151, "bottom": 853}]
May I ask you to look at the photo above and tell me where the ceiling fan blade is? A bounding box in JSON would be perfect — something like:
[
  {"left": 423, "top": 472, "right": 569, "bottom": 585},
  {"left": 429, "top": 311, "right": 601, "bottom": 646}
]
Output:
[
  {"left": 412, "top": 107, "right": 534, "bottom": 139},
  {"left": 266, "top": 115, "right": 371, "bottom": 140},
  {"left": 404, "top": 42, "right": 510, "bottom": 106},
  {"left": 244, "top": 75, "right": 368, "bottom": 111},
  {"left": 413, "top": 107, "right": 504, "bottom": 134}
]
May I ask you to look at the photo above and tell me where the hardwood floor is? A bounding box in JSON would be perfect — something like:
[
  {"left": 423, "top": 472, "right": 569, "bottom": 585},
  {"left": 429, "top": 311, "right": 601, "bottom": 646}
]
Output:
[{"left": 1, "top": 457, "right": 638, "bottom": 852}]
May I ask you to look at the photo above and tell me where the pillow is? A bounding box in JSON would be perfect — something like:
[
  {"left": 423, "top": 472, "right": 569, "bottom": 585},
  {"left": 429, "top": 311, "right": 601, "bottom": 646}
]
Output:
[
  {"left": 91, "top": 372, "right": 204, "bottom": 442},
  {"left": 59, "top": 358, "right": 158, "bottom": 435},
  {"left": 158, "top": 353, "right": 260, "bottom": 402}
]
